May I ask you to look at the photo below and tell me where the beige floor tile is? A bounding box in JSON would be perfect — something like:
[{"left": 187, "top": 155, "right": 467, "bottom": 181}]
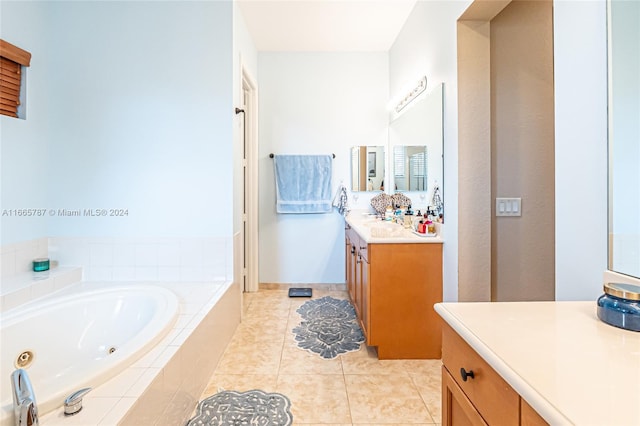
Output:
[
  {"left": 277, "top": 374, "right": 352, "bottom": 424},
  {"left": 341, "top": 345, "right": 409, "bottom": 376},
  {"left": 410, "top": 374, "right": 442, "bottom": 424},
  {"left": 247, "top": 300, "right": 293, "bottom": 313},
  {"left": 233, "top": 315, "right": 289, "bottom": 342},
  {"left": 245, "top": 300, "right": 292, "bottom": 315},
  {"left": 401, "top": 359, "right": 442, "bottom": 377},
  {"left": 345, "top": 374, "right": 433, "bottom": 424},
  {"left": 241, "top": 310, "right": 291, "bottom": 327},
  {"left": 279, "top": 337, "right": 344, "bottom": 375},
  {"left": 201, "top": 374, "right": 279, "bottom": 397},
  {"left": 215, "top": 338, "right": 283, "bottom": 375}
]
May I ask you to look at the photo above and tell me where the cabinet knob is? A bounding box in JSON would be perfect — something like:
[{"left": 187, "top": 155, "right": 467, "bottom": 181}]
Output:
[
  {"left": 351, "top": 247, "right": 355, "bottom": 254},
  {"left": 460, "top": 368, "right": 475, "bottom": 382}
]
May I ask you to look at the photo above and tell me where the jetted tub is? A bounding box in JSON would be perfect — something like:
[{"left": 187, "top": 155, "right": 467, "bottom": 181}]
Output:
[{"left": 0, "top": 284, "right": 179, "bottom": 426}]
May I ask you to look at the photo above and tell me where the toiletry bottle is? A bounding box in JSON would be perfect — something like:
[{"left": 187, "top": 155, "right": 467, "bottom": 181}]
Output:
[
  {"left": 403, "top": 209, "right": 413, "bottom": 228},
  {"left": 385, "top": 206, "right": 393, "bottom": 221},
  {"left": 427, "top": 220, "right": 435, "bottom": 234}
]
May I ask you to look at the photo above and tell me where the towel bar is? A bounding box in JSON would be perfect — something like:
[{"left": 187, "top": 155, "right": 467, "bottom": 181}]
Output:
[{"left": 269, "top": 153, "right": 335, "bottom": 158}]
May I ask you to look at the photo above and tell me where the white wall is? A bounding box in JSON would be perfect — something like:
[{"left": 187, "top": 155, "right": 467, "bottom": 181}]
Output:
[
  {"left": 258, "top": 52, "right": 388, "bottom": 283},
  {"left": 1, "top": 1, "right": 52, "bottom": 244},
  {"left": 46, "top": 1, "right": 233, "bottom": 239},
  {"left": 1, "top": 1, "right": 234, "bottom": 245},
  {"left": 554, "top": 0, "right": 608, "bottom": 300},
  {"left": 389, "top": 1, "right": 472, "bottom": 302}
]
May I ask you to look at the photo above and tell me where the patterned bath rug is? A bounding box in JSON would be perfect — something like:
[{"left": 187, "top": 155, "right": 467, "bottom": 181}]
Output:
[
  {"left": 186, "top": 389, "right": 293, "bottom": 426},
  {"left": 292, "top": 296, "right": 365, "bottom": 359}
]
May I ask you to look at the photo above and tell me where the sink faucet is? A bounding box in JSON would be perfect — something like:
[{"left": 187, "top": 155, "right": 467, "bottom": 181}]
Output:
[{"left": 11, "top": 369, "right": 39, "bottom": 426}]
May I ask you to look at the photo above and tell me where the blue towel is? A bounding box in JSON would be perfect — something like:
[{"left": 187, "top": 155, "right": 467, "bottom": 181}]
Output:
[{"left": 274, "top": 154, "right": 333, "bottom": 214}]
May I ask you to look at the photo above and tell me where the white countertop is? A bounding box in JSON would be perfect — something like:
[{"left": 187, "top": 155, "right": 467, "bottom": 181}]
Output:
[
  {"left": 345, "top": 212, "right": 443, "bottom": 244},
  {"left": 435, "top": 301, "right": 640, "bottom": 426}
]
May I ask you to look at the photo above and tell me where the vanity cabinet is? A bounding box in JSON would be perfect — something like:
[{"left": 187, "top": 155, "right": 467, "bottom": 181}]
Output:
[
  {"left": 346, "top": 227, "right": 370, "bottom": 337},
  {"left": 442, "top": 323, "right": 548, "bottom": 426},
  {"left": 345, "top": 224, "right": 442, "bottom": 359}
]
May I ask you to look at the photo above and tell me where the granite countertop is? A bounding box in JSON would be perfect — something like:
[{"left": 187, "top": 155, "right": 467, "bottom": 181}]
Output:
[
  {"left": 435, "top": 301, "right": 640, "bottom": 426},
  {"left": 345, "top": 211, "right": 444, "bottom": 244}
]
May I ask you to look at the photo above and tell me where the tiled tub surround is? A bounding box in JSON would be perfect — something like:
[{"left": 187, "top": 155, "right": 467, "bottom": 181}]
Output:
[
  {"left": 48, "top": 237, "right": 232, "bottom": 283},
  {"left": 1, "top": 279, "right": 240, "bottom": 426},
  {"left": 0, "top": 266, "right": 82, "bottom": 311},
  {"left": 0, "top": 237, "right": 49, "bottom": 278}
]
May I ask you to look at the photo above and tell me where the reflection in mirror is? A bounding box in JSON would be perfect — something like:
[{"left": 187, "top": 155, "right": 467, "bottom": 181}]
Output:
[
  {"left": 608, "top": 0, "right": 640, "bottom": 279},
  {"left": 393, "top": 146, "right": 428, "bottom": 191},
  {"left": 388, "top": 83, "right": 444, "bottom": 212},
  {"left": 350, "top": 146, "right": 385, "bottom": 192}
]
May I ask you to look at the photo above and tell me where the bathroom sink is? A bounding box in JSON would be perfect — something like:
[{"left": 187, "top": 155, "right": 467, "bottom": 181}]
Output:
[{"left": 369, "top": 222, "right": 405, "bottom": 238}]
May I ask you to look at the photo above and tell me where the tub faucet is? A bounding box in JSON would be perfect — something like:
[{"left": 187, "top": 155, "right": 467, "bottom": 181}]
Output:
[
  {"left": 63, "top": 387, "right": 91, "bottom": 416},
  {"left": 11, "top": 369, "right": 39, "bottom": 426}
]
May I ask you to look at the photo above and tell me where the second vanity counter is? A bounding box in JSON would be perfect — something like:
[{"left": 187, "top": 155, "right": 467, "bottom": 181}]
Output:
[
  {"left": 344, "top": 211, "right": 443, "bottom": 359},
  {"left": 435, "top": 301, "right": 640, "bottom": 425}
]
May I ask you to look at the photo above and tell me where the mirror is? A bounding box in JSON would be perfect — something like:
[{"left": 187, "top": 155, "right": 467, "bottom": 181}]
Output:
[
  {"left": 608, "top": 0, "right": 640, "bottom": 278},
  {"left": 393, "top": 145, "right": 428, "bottom": 191},
  {"left": 388, "top": 83, "right": 444, "bottom": 207},
  {"left": 350, "top": 145, "right": 385, "bottom": 192}
]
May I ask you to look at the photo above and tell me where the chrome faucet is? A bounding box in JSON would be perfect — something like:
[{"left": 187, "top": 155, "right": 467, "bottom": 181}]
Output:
[
  {"left": 10, "top": 369, "right": 39, "bottom": 426},
  {"left": 63, "top": 388, "right": 91, "bottom": 416}
]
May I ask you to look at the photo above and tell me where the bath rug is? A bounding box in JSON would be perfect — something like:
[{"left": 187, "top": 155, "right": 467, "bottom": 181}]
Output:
[
  {"left": 186, "top": 389, "right": 292, "bottom": 426},
  {"left": 292, "top": 296, "right": 365, "bottom": 359}
]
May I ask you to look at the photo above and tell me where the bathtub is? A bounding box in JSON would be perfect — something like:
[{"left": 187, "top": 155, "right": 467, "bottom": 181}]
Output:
[{"left": 0, "top": 284, "right": 179, "bottom": 426}]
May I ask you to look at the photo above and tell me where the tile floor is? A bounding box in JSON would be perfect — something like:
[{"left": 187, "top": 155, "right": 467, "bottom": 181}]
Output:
[{"left": 198, "top": 287, "right": 442, "bottom": 425}]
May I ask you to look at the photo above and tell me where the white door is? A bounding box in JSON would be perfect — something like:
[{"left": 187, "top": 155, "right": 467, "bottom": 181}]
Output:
[{"left": 240, "top": 69, "right": 259, "bottom": 292}]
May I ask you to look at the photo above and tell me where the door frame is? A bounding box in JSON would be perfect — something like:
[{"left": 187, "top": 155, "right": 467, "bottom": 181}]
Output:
[{"left": 241, "top": 63, "right": 259, "bottom": 292}]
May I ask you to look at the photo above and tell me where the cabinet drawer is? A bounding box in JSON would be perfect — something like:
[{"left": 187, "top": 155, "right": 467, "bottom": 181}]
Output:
[
  {"left": 442, "top": 324, "right": 519, "bottom": 425},
  {"left": 442, "top": 366, "right": 488, "bottom": 426}
]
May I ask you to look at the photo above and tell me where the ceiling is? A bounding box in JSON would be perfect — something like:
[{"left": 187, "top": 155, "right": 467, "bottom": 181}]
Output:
[{"left": 237, "top": 0, "right": 418, "bottom": 52}]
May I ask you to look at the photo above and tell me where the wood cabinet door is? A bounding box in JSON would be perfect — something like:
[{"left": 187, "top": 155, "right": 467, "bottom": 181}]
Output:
[
  {"left": 360, "top": 257, "right": 370, "bottom": 339},
  {"left": 355, "top": 252, "right": 363, "bottom": 317},
  {"left": 346, "top": 239, "right": 357, "bottom": 303},
  {"left": 521, "top": 399, "right": 549, "bottom": 426},
  {"left": 442, "top": 366, "right": 488, "bottom": 426}
]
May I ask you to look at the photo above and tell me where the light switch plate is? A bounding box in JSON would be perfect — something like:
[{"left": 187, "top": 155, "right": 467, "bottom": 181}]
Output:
[{"left": 496, "top": 198, "right": 522, "bottom": 216}]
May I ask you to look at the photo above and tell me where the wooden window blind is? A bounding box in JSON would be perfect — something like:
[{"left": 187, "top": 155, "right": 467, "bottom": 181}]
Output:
[{"left": 0, "top": 39, "right": 31, "bottom": 118}]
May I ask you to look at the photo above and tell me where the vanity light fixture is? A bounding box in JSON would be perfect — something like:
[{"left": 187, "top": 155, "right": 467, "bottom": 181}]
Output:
[{"left": 395, "top": 76, "right": 427, "bottom": 113}]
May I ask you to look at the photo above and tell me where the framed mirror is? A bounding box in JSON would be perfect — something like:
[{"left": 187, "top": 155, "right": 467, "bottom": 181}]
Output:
[
  {"left": 388, "top": 83, "right": 444, "bottom": 209},
  {"left": 608, "top": 0, "right": 640, "bottom": 278},
  {"left": 350, "top": 145, "right": 385, "bottom": 192}
]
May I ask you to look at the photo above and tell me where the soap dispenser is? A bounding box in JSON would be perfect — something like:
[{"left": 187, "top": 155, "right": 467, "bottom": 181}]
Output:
[{"left": 403, "top": 207, "right": 413, "bottom": 228}]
